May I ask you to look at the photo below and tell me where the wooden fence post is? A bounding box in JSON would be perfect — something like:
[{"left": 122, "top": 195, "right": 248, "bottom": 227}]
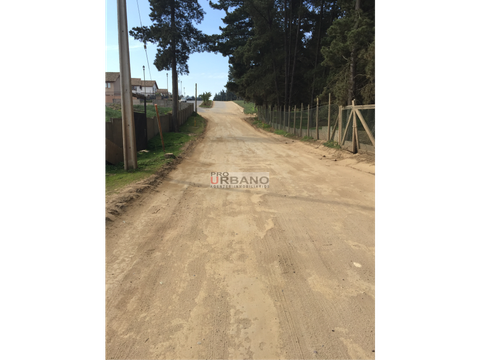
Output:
[
  {"left": 327, "top": 93, "right": 331, "bottom": 141},
  {"left": 293, "top": 105, "right": 297, "bottom": 136},
  {"left": 154, "top": 104, "right": 165, "bottom": 152},
  {"left": 352, "top": 100, "right": 358, "bottom": 153},
  {"left": 316, "top": 97, "right": 319, "bottom": 140},
  {"left": 307, "top": 104, "right": 310, "bottom": 137},
  {"left": 288, "top": 105, "right": 291, "bottom": 130},
  {"left": 338, "top": 105, "right": 343, "bottom": 144},
  {"left": 300, "top": 103, "right": 303, "bottom": 137}
]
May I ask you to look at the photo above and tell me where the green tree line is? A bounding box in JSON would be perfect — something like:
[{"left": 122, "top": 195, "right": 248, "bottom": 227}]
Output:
[
  {"left": 209, "top": 0, "right": 374, "bottom": 108},
  {"left": 213, "top": 89, "right": 239, "bottom": 101},
  {"left": 129, "top": 0, "right": 373, "bottom": 131}
]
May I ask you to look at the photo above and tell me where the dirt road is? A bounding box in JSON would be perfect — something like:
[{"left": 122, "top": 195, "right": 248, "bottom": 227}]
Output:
[{"left": 106, "top": 101, "right": 375, "bottom": 359}]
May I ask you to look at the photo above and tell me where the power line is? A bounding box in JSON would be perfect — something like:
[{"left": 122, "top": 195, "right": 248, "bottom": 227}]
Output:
[
  {"left": 135, "top": 0, "right": 143, "bottom": 27},
  {"left": 135, "top": 0, "right": 152, "bottom": 80},
  {"left": 144, "top": 47, "right": 152, "bottom": 80}
]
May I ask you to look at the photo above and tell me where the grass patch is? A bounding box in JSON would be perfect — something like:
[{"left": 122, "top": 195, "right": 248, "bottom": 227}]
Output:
[
  {"left": 323, "top": 140, "right": 341, "bottom": 149},
  {"left": 106, "top": 104, "right": 171, "bottom": 121},
  {"left": 106, "top": 113, "right": 206, "bottom": 195},
  {"left": 106, "top": 106, "right": 121, "bottom": 121},
  {"left": 301, "top": 136, "right": 314, "bottom": 142},
  {"left": 274, "top": 129, "right": 293, "bottom": 137},
  {"left": 233, "top": 100, "right": 256, "bottom": 114},
  {"left": 252, "top": 119, "right": 273, "bottom": 131}
]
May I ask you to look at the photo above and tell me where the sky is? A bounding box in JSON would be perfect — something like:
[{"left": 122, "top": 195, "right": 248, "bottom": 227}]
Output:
[{"left": 105, "top": 0, "right": 230, "bottom": 97}]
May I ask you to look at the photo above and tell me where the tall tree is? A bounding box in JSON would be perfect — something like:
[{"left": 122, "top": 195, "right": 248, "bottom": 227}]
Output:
[
  {"left": 348, "top": 0, "right": 361, "bottom": 104},
  {"left": 129, "top": 0, "right": 206, "bottom": 132},
  {"left": 320, "top": 0, "right": 374, "bottom": 105},
  {"left": 212, "top": 0, "right": 374, "bottom": 107}
]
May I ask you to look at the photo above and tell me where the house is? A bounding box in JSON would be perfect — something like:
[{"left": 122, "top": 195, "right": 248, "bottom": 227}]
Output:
[
  {"left": 156, "top": 88, "right": 169, "bottom": 99},
  {"left": 106, "top": 72, "right": 160, "bottom": 103},
  {"left": 132, "top": 79, "right": 159, "bottom": 95},
  {"left": 105, "top": 72, "right": 121, "bottom": 103}
]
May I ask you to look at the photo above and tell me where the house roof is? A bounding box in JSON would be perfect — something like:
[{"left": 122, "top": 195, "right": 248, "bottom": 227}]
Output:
[
  {"left": 131, "top": 78, "right": 143, "bottom": 86},
  {"left": 106, "top": 72, "right": 120, "bottom": 82},
  {"left": 141, "top": 80, "right": 158, "bottom": 88},
  {"left": 106, "top": 73, "right": 158, "bottom": 88},
  {"left": 157, "top": 88, "right": 168, "bottom": 94},
  {"left": 131, "top": 79, "right": 159, "bottom": 88}
]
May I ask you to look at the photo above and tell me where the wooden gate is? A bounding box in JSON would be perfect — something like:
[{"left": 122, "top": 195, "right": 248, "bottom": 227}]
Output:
[{"left": 330, "top": 102, "right": 375, "bottom": 153}]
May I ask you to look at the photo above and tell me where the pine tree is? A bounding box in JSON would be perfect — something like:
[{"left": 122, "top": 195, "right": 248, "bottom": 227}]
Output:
[
  {"left": 320, "top": 0, "right": 374, "bottom": 105},
  {"left": 211, "top": 0, "right": 374, "bottom": 107},
  {"left": 129, "top": 0, "right": 207, "bottom": 132}
]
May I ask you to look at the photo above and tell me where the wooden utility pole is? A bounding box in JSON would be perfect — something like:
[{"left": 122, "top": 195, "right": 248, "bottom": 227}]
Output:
[
  {"left": 316, "top": 97, "right": 319, "bottom": 140},
  {"left": 117, "top": 0, "right": 137, "bottom": 170}
]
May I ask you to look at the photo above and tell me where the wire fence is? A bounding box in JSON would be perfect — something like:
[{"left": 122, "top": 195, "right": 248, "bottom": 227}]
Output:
[
  {"left": 257, "top": 102, "right": 375, "bottom": 153},
  {"left": 258, "top": 103, "right": 340, "bottom": 139}
]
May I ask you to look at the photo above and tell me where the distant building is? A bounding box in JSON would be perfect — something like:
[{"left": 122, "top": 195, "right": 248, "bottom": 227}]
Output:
[
  {"left": 106, "top": 72, "right": 159, "bottom": 103},
  {"left": 105, "top": 72, "right": 121, "bottom": 103}
]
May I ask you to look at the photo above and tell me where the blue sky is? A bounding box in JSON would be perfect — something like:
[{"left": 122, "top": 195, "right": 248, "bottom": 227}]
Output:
[{"left": 105, "top": 0, "right": 230, "bottom": 97}]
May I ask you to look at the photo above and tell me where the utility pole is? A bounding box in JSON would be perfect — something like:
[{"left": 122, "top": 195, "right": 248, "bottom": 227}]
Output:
[
  {"left": 117, "top": 0, "right": 137, "bottom": 170},
  {"left": 166, "top": 73, "right": 168, "bottom": 100}
]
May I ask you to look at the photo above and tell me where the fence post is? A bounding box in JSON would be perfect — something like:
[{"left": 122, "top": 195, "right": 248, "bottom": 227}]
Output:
[
  {"left": 316, "top": 97, "right": 319, "bottom": 140},
  {"left": 277, "top": 105, "right": 279, "bottom": 127},
  {"left": 274, "top": 105, "right": 276, "bottom": 126},
  {"left": 154, "top": 104, "right": 165, "bottom": 152},
  {"left": 293, "top": 105, "right": 297, "bottom": 136},
  {"left": 288, "top": 105, "right": 291, "bottom": 130},
  {"left": 300, "top": 103, "right": 303, "bottom": 138},
  {"left": 352, "top": 100, "right": 358, "bottom": 153},
  {"left": 307, "top": 104, "right": 310, "bottom": 137},
  {"left": 338, "top": 105, "right": 343, "bottom": 144},
  {"left": 327, "top": 93, "right": 331, "bottom": 141}
]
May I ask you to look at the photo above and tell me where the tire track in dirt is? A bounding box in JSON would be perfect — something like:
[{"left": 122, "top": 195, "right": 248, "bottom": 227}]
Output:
[{"left": 106, "top": 101, "right": 375, "bottom": 359}]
